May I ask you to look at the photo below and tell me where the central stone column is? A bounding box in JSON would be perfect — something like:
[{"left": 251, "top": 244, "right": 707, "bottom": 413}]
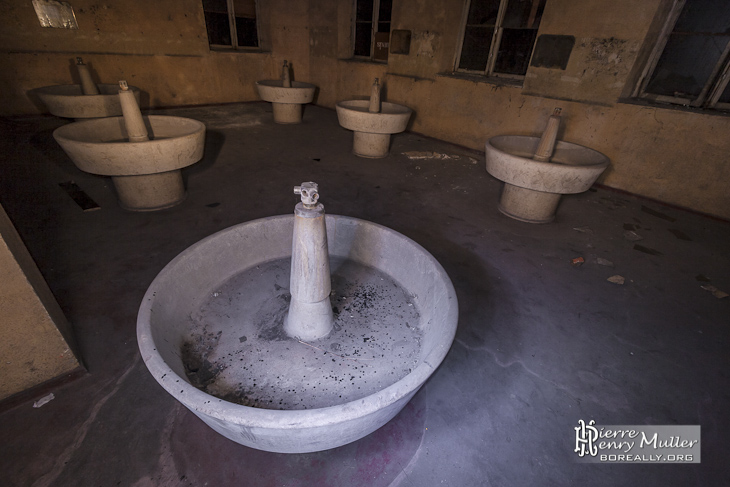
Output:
[{"left": 283, "top": 182, "right": 334, "bottom": 341}]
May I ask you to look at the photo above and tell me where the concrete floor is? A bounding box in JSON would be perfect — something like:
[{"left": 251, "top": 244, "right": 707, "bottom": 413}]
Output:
[{"left": 0, "top": 103, "right": 728, "bottom": 486}]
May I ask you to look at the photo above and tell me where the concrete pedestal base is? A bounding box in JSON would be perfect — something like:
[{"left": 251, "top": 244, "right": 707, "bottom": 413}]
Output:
[
  {"left": 112, "top": 170, "right": 186, "bottom": 211},
  {"left": 353, "top": 132, "right": 391, "bottom": 158},
  {"left": 498, "top": 183, "right": 562, "bottom": 224},
  {"left": 272, "top": 103, "right": 303, "bottom": 124}
]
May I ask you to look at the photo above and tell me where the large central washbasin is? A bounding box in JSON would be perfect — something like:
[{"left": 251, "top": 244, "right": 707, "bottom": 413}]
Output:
[{"left": 137, "top": 213, "right": 458, "bottom": 453}]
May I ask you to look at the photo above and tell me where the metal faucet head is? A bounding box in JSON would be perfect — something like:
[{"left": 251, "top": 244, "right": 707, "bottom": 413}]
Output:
[
  {"left": 76, "top": 57, "right": 85, "bottom": 65},
  {"left": 294, "top": 182, "right": 319, "bottom": 208},
  {"left": 118, "top": 80, "right": 129, "bottom": 91}
]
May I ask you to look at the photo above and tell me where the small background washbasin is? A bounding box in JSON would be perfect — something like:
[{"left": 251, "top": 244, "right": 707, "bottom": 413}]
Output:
[
  {"left": 53, "top": 115, "right": 205, "bottom": 211},
  {"left": 33, "top": 84, "right": 141, "bottom": 119},
  {"left": 485, "top": 134, "right": 609, "bottom": 223},
  {"left": 256, "top": 79, "right": 316, "bottom": 124}
]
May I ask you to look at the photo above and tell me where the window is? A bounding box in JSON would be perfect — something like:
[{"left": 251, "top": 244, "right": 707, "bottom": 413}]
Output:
[
  {"left": 455, "top": 0, "right": 546, "bottom": 79},
  {"left": 354, "top": 0, "right": 393, "bottom": 61},
  {"left": 634, "top": 0, "right": 730, "bottom": 110},
  {"left": 202, "top": 0, "right": 259, "bottom": 49}
]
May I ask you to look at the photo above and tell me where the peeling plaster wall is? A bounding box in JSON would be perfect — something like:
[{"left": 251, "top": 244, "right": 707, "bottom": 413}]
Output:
[{"left": 0, "top": 0, "right": 728, "bottom": 219}]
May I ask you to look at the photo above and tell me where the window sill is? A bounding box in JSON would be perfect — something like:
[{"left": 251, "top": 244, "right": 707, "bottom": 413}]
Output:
[
  {"left": 208, "top": 46, "right": 269, "bottom": 54},
  {"left": 341, "top": 57, "right": 388, "bottom": 65},
  {"left": 618, "top": 97, "right": 730, "bottom": 118},
  {"left": 436, "top": 71, "right": 524, "bottom": 87}
]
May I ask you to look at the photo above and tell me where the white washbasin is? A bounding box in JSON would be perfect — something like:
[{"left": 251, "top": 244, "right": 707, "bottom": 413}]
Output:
[
  {"left": 54, "top": 115, "right": 205, "bottom": 211},
  {"left": 336, "top": 100, "right": 412, "bottom": 158},
  {"left": 485, "top": 135, "right": 609, "bottom": 223},
  {"left": 33, "top": 84, "right": 141, "bottom": 119},
  {"left": 137, "top": 214, "right": 458, "bottom": 453},
  {"left": 256, "top": 80, "right": 316, "bottom": 124}
]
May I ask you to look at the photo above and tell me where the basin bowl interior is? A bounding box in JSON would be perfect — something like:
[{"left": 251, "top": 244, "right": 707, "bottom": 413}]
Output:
[
  {"left": 33, "top": 84, "right": 141, "bottom": 119},
  {"left": 256, "top": 80, "right": 316, "bottom": 104},
  {"left": 336, "top": 100, "right": 412, "bottom": 134},
  {"left": 52, "top": 115, "right": 206, "bottom": 176},
  {"left": 137, "top": 214, "right": 458, "bottom": 453},
  {"left": 485, "top": 135, "right": 609, "bottom": 194}
]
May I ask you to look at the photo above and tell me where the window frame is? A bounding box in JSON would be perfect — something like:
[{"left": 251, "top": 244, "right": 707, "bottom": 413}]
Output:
[
  {"left": 632, "top": 0, "right": 730, "bottom": 110},
  {"left": 453, "top": 0, "right": 544, "bottom": 81},
  {"left": 352, "top": 0, "right": 391, "bottom": 62},
  {"left": 204, "top": 0, "right": 261, "bottom": 51}
]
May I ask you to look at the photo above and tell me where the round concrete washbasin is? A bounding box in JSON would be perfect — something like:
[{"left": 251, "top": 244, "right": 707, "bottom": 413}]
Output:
[
  {"left": 33, "top": 84, "right": 141, "bottom": 119},
  {"left": 336, "top": 100, "right": 412, "bottom": 158},
  {"left": 53, "top": 115, "right": 205, "bottom": 211},
  {"left": 137, "top": 214, "right": 458, "bottom": 453},
  {"left": 485, "top": 135, "right": 609, "bottom": 223},
  {"left": 256, "top": 80, "right": 316, "bottom": 124}
]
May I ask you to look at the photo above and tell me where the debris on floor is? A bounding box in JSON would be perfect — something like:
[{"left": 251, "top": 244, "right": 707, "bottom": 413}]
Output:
[
  {"left": 572, "top": 226, "right": 594, "bottom": 234},
  {"left": 402, "top": 151, "right": 477, "bottom": 164},
  {"left": 623, "top": 230, "right": 643, "bottom": 241},
  {"left": 641, "top": 205, "right": 676, "bottom": 222},
  {"left": 668, "top": 228, "right": 692, "bottom": 241},
  {"left": 32, "top": 393, "right": 55, "bottom": 408},
  {"left": 571, "top": 257, "right": 585, "bottom": 267},
  {"left": 607, "top": 275, "right": 625, "bottom": 285},
  {"left": 633, "top": 244, "right": 663, "bottom": 256},
  {"left": 596, "top": 257, "right": 614, "bottom": 267},
  {"left": 701, "top": 285, "right": 729, "bottom": 299}
]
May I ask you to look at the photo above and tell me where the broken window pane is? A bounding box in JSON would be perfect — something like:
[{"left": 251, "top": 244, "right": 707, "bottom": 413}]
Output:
[
  {"left": 495, "top": 28, "right": 539, "bottom": 75},
  {"left": 458, "top": 0, "right": 545, "bottom": 76},
  {"left": 203, "top": 0, "right": 232, "bottom": 46},
  {"left": 355, "top": 22, "right": 372, "bottom": 56},
  {"left": 719, "top": 80, "right": 730, "bottom": 103},
  {"left": 233, "top": 0, "right": 258, "bottom": 47},
  {"left": 357, "top": 0, "right": 374, "bottom": 21},
  {"left": 645, "top": 34, "right": 730, "bottom": 98},
  {"left": 459, "top": 26, "right": 494, "bottom": 71},
  {"left": 467, "top": 0, "right": 500, "bottom": 26}
]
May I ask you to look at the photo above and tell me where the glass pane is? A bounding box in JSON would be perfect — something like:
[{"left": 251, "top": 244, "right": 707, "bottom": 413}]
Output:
[
  {"left": 467, "top": 0, "right": 500, "bottom": 26},
  {"left": 232, "top": 0, "right": 256, "bottom": 18},
  {"left": 502, "top": 0, "right": 545, "bottom": 29},
  {"left": 378, "top": 0, "right": 393, "bottom": 23},
  {"left": 494, "top": 28, "right": 538, "bottom": 74},
  {"left": 378, "top": 21, "right": 391, "bottom": 33},
  {"left": 357, "top": 0, "right": 374, "bottom": 21},
  {"left": 718, "top": 79, "right": 730, "bottom": 103},
  {"left": 674, "top": 0, "right": 730, "bottom": 34},
  {"left": 646, "top": 34, "right": 729, "bottom": 97},
  {"left": 204, "top": 11, "right": 232, "bottom": 46},
  {"left": 235, "top": 17, "right": 258, "bottom": 47},
  {"left": 354, "top": 22, "right": 372, "bottom": 56},
  {"left": 459, "top": 26, "right": 494, "bottom": 71},
  {"left": 203, "top": 0, "right": 228, "bottom": 14}
]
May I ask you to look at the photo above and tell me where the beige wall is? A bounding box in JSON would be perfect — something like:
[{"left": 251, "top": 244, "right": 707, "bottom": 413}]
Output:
[
  {"left": 1, "top": 0, "right": 728, "bottom": 220},
  {"left": 0, "top": 205, "right": 81, "bottom": 401}
]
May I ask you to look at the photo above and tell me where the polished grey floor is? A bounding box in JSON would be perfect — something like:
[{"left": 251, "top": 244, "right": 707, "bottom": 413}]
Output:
[{"left": 0, "top": 103, "right": 728, "bottom": 486}]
